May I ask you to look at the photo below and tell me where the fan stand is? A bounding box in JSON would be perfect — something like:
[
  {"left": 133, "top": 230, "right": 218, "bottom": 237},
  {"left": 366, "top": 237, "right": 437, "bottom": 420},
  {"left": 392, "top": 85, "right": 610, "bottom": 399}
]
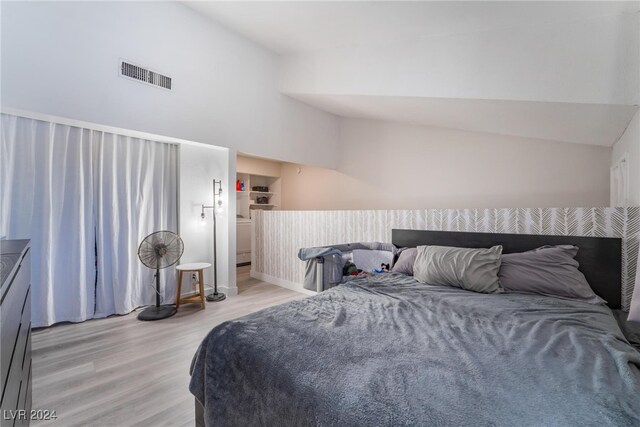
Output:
[{"left": 138, "top": 268, "right": 177, "bottom": 321}]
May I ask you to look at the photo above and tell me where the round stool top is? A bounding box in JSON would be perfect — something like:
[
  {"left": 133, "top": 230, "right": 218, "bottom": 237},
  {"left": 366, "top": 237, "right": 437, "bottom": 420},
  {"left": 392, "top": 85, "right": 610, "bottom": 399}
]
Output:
[{"left": 176, "top": 262, "right": 212, "bottom": 271}]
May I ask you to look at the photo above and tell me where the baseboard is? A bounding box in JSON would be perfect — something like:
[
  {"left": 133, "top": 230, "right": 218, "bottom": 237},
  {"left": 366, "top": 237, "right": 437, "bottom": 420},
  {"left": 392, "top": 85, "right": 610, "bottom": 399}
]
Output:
[
  {"left": 250, "top": 270, "right": 316, "bottom": 296},
  {"left": 217, "top": 285, "right": 239, "bottom": 297}
]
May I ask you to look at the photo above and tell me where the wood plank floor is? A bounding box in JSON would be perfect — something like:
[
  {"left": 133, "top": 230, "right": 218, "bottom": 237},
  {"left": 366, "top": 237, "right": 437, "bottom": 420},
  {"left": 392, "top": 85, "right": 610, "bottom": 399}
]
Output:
[{"left": 31, "top": 266, "right": 304, "bottom": 426}]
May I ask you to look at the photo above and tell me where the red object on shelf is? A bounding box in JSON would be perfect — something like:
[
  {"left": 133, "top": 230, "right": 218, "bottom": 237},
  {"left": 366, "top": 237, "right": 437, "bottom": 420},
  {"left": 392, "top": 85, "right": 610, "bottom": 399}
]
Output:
[{"left": 236, "top": 180, "right": 241, "bottom": 191}]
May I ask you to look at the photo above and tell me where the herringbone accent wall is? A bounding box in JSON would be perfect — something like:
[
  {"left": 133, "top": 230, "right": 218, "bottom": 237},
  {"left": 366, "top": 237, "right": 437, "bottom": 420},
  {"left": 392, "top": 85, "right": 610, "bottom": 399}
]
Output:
[{"left": 253, "top": 207, "right": 639, "bottom": 310}]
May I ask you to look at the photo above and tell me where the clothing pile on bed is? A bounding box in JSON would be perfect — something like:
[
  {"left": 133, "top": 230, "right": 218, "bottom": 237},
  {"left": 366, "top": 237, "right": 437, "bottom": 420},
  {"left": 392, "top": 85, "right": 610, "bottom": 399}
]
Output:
[{"left": 298, "top": 242, "right": 398, "bottom": 291}]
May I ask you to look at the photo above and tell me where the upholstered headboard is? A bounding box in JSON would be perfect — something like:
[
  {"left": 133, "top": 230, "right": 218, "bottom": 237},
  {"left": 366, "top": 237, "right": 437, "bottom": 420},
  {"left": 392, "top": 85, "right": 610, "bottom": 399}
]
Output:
[{"left": 392, "top": 229, "right": 622, "bottom": 309}]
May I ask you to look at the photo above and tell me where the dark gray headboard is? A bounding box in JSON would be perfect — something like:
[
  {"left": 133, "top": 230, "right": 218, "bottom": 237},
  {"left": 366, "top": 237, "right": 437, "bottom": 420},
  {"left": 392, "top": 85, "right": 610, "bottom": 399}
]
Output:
[{"left": 392, "top": 229, "right": 622, "bottom": 309}]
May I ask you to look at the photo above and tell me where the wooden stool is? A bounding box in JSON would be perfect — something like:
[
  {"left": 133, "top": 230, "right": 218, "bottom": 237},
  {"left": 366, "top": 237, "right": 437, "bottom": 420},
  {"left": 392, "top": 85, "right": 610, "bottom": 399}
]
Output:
[{"left": 175, "top": 263, "right": 211, "bottom": 310}]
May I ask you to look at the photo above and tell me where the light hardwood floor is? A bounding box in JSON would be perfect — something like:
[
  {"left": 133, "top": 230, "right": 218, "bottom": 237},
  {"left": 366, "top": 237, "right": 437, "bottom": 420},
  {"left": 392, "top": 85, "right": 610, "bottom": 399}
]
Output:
[{"left": 31, "top": 266, "right": 304, "bottom": 426}]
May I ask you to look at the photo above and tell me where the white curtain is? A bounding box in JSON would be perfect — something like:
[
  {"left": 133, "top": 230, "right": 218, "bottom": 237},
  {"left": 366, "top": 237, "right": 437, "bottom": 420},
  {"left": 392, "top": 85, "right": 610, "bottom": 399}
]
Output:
[
  {"left": 94, "top": 133, "right": 178, "bottom": 317},
  {"left": 1, "top": 114, "right": 178, "bottom": 326},
  {"left": 1, "top": 115, "right": 97, "bottom": 327}
]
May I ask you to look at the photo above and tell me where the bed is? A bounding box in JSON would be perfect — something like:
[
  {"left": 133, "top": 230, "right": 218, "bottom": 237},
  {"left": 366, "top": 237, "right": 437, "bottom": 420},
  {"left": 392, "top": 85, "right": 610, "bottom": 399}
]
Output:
[{"left": 189, "top": 230, "right": 640, "bottom": 426}]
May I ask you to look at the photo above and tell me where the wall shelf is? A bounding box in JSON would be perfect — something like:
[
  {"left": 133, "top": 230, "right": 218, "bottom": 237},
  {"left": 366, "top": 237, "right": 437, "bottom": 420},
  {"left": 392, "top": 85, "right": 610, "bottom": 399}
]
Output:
[
  {"left": 236, "top": 173, "right": 280, "bottom": 220},
  {"left": 236, "top": 171, "right": 280, "bottom": 266}
]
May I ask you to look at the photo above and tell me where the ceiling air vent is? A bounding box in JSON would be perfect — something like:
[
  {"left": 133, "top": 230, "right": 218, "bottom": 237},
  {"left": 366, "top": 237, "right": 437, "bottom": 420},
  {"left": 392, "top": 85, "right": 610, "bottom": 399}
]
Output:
[{"left": 120, "top": 61, "right": 172, "bottom": 90}]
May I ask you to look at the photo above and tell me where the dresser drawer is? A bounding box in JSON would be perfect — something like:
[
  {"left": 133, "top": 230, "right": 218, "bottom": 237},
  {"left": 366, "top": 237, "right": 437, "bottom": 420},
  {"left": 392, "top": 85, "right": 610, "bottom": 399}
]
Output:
[
  {"left": 12, "top": 314, "right": 31, "bottom": 395},
  {"left": 1, "top": 255, "right": 30, "bottom": 395},
  {"left": 1, "top": 324, "right": 24, "bottom": 410},
  {"left": 18, "top": 362, "right": 32, "bottom": 427},
  {"left": 22, "top": 327, "right": 31, "bottom": 373},
  {"left": 17, "top": 358, "right": 32, "bottom": 424},
  {"left": 0, "top": 241, "right": 31, "bottom": 425}
]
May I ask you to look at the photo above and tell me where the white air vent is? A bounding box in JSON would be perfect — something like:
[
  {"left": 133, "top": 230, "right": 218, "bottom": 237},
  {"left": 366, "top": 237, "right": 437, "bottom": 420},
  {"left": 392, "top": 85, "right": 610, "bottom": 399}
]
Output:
[{"left": 120, "top": 61, "right": 172, "bottom": 90}]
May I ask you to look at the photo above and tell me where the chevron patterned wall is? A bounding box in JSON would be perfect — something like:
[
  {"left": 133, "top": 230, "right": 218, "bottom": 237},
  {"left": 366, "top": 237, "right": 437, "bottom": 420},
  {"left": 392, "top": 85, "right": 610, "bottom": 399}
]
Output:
[{"left": 253, "top": 207, "right": 639, "bottom": 310}]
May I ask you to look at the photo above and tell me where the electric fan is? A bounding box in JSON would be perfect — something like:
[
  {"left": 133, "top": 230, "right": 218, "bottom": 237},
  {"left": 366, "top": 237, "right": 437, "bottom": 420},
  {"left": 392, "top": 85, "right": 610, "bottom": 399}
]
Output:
[{"left": 137, "top": 230, "right": 184, "bottom": 321}]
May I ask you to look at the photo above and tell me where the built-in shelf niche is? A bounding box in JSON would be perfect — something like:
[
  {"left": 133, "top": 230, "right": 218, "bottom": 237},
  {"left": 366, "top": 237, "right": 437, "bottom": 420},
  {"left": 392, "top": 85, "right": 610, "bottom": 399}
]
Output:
[{"left": 236, "top": 173, "right": 280, "bottom": 220}]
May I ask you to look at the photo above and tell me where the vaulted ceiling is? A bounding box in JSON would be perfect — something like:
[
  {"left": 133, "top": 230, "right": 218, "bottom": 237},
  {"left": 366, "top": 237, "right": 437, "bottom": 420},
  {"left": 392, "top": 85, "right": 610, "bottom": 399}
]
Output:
[{"left": 187, "top": 1, "right": 640, "bottom": 147}]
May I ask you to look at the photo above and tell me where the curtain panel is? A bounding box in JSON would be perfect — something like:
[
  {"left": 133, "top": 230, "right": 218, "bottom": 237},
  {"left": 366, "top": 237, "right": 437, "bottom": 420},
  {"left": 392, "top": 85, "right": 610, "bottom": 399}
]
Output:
[
  {"left": 94, "top": 132, "right": 178, "bottom": 317},
  {"left": 0, "top": 114, "right": 178, "bottom": 327}
]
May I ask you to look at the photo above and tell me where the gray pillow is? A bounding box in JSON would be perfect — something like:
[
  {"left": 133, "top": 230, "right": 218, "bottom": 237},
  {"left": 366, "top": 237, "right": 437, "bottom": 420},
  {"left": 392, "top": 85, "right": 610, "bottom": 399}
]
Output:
[
  {"left": 499, "top": 245, "right": 605, "bottom": 305},
  {"left": 391, "top": 248, "right": 417, "bottom": 275},
  {"left": 413, "top": 245, "right": 503, "bottom": 294}
]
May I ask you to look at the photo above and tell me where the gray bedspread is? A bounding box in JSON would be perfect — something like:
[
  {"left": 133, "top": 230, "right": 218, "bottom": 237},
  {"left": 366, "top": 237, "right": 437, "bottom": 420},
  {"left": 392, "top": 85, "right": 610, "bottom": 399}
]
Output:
[{"left": 189, "top": 273, "right": 640, "bottom": 426}]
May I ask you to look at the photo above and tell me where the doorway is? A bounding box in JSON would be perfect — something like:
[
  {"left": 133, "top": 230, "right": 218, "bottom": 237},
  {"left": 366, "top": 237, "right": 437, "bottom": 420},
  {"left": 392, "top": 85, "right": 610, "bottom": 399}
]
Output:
[{"left": 235, "top": 154, "right": 283, "bottom": 291}]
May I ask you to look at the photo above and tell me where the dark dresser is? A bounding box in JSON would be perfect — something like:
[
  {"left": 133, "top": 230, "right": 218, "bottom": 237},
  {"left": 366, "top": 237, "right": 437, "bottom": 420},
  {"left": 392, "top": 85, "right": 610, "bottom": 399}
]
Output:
[{"left": 1, "top": 239, "right": 32, "bottom": 426}]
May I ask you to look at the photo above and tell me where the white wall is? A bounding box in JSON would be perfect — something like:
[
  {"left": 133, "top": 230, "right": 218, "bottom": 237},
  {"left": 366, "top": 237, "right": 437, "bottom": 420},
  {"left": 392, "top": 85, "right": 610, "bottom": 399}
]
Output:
[
  {"left": 612, "top": 110, "right": 640, "bottom": 206},
  {"left": 237, "top": 154, "right": 282, "bottom": 177},
  {"left": 281, "top": 12, "right": 639, "bottom": 106},
  {"left": 281, "top": 119, "right": 611, "bottom": 210},
  {"left": 611, "top": 10, "right": 640, "bottom": 207},
  {"left": 179, "top": 143, "right": 237, "bottom": 296},
  {"left": 0, "top": 1, "right": 339, "bottom": 168}
]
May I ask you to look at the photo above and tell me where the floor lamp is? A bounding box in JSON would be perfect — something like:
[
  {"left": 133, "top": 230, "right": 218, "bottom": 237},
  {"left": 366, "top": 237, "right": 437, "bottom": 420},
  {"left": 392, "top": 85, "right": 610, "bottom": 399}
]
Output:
[{"left": 201, "top": 179, "right": 226, "bottom": 302}]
